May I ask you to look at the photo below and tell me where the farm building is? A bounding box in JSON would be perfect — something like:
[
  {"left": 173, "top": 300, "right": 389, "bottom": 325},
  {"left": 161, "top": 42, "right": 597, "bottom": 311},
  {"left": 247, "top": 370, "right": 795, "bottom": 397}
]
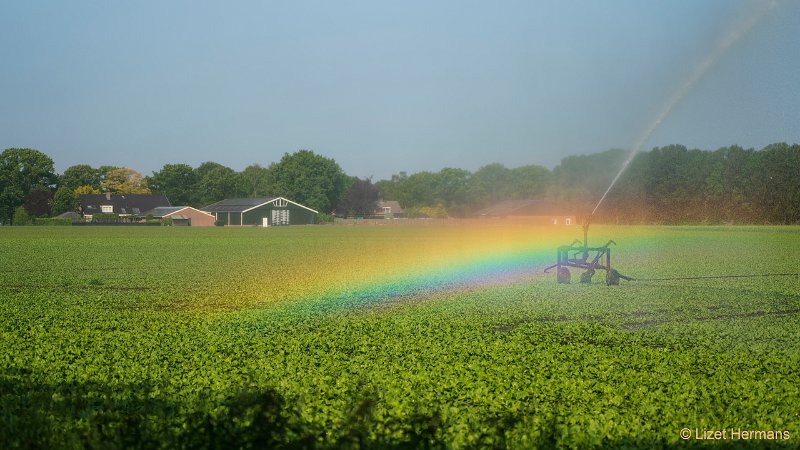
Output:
[
  {"left": 372, "top": 200, "right": 405, "bottom": 219},
  {"left": 79, "top": 193, "right": 171, "bottom": 222},
  {"left": 202, "top": 197, "right": 318, "bottom": 226},
  {"left": 139, "top": 206, "right": 216, "bottom": 226},
  {"left": 476, "top": 199, "right": 576, "bottom": 225}
]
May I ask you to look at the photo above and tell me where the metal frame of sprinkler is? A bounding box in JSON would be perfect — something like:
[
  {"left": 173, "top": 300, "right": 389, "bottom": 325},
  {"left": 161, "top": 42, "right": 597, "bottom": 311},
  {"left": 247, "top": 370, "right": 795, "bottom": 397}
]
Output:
[{"left": 544, "top": 217, "right": 632, "bottom": 285}]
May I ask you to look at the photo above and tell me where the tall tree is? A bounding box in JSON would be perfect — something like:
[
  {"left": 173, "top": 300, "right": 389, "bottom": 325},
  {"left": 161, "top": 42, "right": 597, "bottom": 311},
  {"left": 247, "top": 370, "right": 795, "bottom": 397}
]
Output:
[
  {"left": 337, "top": 177, "right": 379, "bottom": 217},
  {"left": 509, "top": 165, "right": 551, "bottom": 199},
  {"left": 549, "top": 149, "right": 628, "bottom": 211},
  {"left": 0, "top": 148, "right": 55, "bottom": 224},
  {"left": 59, "top": 164, "right": 103, "bottom": 192},
  {"left": 753, "top": 143, "right": 800, "bottom": 224},
  {"left": 375, "top": 172, "right": 411, "bottom": 209},
  {"left": 23, "top": 190, "right": 54, "bottom": 217},
  {"left": 265, "top": 150, "right": 348, "bottom": 213},
  {"left": 433, "top": 168, "right": 471, "bottom": 215},
  {"left": 239, "top": 164, "right": 270, "bottom": 198},
  {"left": 101, "top": 168, "right": 151, "bottom": 194},
  {"left": 402, "top": 171, "right": 439, "bottom": 208},
  {"left": 51, "top": 187, "right": 79, "bottom": 216},
  {"left": 468, "top": 163, "right": 512, "bottom": 208},
  {"left": 148, "top": 163, "right": 198, "bottom": 206},
  {"left": 195, "top": 162, "right": 240, "bottom": 207}
]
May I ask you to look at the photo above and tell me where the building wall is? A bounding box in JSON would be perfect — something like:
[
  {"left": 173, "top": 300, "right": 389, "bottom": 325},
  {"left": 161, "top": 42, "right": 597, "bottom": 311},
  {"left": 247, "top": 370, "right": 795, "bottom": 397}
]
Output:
[
  {"left": 242, "top": 205, "right": 316, "bottom": 226},
  {"left": 212, "top": 205, "right": 316, "bottom": 226},
  {"left": 212, "top": 212, "right": 242, "bottom": 225},
  {"left": 169, "top": 208, "right": 215, "bottom": 227}
]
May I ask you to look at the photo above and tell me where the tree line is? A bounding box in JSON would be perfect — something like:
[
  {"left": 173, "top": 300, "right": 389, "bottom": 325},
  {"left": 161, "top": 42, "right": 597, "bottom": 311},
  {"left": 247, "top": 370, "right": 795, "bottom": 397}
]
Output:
[
  {"left": 1, "top": 143, "right": 798, "bottom": 225},
  {"left": 378, "top": 143, "right": 800, "bottom": 224},
  {"left": 0, "top": 149, "right": 374, "bottom": 225}
]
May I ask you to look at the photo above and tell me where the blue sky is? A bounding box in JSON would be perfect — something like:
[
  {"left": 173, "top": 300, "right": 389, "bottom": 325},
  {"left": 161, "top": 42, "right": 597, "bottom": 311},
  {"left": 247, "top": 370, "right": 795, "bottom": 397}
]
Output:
[{"left": 1, "top": 0, "right": 798, "bottom": 180}]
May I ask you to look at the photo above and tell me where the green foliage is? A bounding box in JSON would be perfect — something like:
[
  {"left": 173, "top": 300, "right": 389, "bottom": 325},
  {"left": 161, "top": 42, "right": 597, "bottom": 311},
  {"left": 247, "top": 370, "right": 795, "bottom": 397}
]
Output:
[
  {"left": 101, "top": 167, "right": 151, "bottom": 194},
  {"left": 753, "top": 143, "right": 800, "bottom": 223},
  {"left": 265, "top": 150, "right": 348, "bottom": 214},
  {"left": 90, "top": 213, "right": 123, "bottom": 224},
  {"left": 337, "top": 177, "right": 378, "bottom": 217},
  {"left": 377, "top": 144, "right": 800, "bottom": 224},
  {"left": 51, "top": 187, "right": 79, "bottom": 216},
  {"left": 316, "top": 212, "right": 334, "bottom": 223},
  {"left": 59, "top": 164, "right": 103, "bottom": 192},
  {"left": 195, "top": 162, "right": 241, "bottom": 207},
  {"left": 239, "top": 164, "right": 270, "bottom": 198},
  {"left": 468, "top": 163, "right": 512, "bottom": 206},
  {"left": 0, "top": 148, "right": 56, "bottom": 225},
  {"left": 12, "top": 206, "right": 31, "bottom": 225},
  {"left": 148, "top": 163, "right": 198, "bottom": 206},
  {"left": 377, "top": 164, "right": 552, "bottom": 218},
  {"left": 0, "top": 226, "right": 799, "bottom": 448},
  {"left": 417, "top": 204, "right": 449, "bottom": 219},
  {"left": 31, "top": 218, "right": 71, "bottom": 226},
  {"left": 74, "top": 184, "right": 102, "bottom": 195}
]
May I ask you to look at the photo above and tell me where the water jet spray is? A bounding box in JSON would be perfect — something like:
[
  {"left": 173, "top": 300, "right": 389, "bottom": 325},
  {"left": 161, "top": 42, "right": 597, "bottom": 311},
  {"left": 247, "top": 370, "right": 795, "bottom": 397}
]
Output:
[{"left": 545, "top": 0, "right": 780, "bottom": 285}]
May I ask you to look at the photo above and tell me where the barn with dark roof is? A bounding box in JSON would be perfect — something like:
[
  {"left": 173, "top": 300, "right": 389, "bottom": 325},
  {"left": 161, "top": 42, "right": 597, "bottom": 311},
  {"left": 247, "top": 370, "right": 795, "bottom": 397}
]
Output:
[{"left": 201, "top": 197, "right": 318, "bottom": 226}]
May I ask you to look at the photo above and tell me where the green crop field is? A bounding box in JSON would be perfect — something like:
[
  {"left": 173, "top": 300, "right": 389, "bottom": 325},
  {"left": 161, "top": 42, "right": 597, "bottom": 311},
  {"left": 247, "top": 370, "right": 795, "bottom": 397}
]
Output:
[{"left": 1, "top": 224, "right": 799, "bottom": 449}]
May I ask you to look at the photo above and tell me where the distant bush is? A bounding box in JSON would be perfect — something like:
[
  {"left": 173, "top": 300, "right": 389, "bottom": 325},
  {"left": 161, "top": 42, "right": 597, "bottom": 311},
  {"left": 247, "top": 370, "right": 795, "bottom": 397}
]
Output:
[
  {"left": 12, "top": 206, "right": 31, "bottom": 225},
  {"left": 215, "top": 220, "right": 225, "bottom": 227},
  {"left": 31, "top": 218, "right": 71, "bottom": 226},
  {"left": 91, "top": 213, "right": 127, "bottom": 224},
  {"left": 406, "top": 205, "right": 449, "bottom": 219},
  {"left": 316, "top": 213, "right": 334, "bottom": 224},
  {"left": 92, "top": 213, "right": 120, "bottom": 220}
]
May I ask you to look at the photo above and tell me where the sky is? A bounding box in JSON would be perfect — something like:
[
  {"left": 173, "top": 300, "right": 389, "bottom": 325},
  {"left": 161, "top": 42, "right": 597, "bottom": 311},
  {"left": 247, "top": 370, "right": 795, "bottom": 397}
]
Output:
[{"left": 1, "top": 0, "right": 798, "bottom": 180}]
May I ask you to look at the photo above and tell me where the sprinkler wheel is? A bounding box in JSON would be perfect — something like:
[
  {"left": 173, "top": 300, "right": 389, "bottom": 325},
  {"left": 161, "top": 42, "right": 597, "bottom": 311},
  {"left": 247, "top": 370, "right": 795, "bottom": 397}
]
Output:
[
  {"left": 606, "top": 269, "right": 621, "bottom": 285},
  {"left": 557, "top": 267, "right": 571, "bottom": 284}
]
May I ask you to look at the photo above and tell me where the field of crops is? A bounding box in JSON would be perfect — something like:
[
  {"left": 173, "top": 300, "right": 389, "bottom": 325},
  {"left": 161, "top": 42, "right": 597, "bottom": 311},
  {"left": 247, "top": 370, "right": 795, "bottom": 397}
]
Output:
[{"left": 1, "top": 223, "right": 799, "bottom": 449}]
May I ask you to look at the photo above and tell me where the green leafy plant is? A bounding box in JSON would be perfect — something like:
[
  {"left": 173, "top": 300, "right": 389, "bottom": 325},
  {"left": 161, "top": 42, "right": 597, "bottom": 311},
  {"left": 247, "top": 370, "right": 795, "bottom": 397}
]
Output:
[{"left": 1, "top": 225, "right": 798, "bottom": 448}]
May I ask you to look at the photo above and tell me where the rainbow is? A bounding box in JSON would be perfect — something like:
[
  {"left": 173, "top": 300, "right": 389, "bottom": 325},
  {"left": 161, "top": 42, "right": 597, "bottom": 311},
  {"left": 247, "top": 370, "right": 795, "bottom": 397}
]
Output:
[{"left": 238, "top": 223, "right": 587, "bottom": 316}]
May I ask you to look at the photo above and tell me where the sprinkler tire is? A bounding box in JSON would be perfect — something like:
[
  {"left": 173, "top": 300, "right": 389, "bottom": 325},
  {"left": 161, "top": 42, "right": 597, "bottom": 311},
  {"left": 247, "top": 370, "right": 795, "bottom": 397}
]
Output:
[
  {"left": 606, "top": 269, "right": 620, "bottom": 285},
  {"left": 557, "top": 267, "right": 571, "bottom": 284}
]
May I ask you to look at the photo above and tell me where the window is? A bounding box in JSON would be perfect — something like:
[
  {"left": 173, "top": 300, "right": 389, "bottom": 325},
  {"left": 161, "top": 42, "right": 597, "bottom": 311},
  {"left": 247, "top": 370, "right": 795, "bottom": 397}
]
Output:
[
  {"left": 274, "top": 198, "right": 288, "bottom": 207},
  {"left": 271, "top": 209, "right": 290, "bottom": 225},
  {"left": 101, "top": 205, "right": 113, "bottom": 213},
  {"left": 566, "top": 218, "right": 571, "bottom": 226}
]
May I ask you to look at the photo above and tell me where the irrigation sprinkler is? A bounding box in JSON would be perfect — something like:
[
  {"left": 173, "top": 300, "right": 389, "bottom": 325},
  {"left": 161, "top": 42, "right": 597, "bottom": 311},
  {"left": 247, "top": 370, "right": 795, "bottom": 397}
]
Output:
[
  {"left": 544, "top": 217, "right": 632, "bottom": 285},
  {"left": 539, "top": 2, "right": 782, "bottom": 286},
  {"left": 543, "top": 217, "right": 800, "bottom": 285}
]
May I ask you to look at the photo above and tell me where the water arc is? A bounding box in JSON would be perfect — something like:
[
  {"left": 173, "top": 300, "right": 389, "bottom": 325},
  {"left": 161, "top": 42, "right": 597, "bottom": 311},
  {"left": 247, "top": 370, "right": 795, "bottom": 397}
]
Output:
[{"left": 590, "top": 0, "right": 779, "bottom": 217}]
